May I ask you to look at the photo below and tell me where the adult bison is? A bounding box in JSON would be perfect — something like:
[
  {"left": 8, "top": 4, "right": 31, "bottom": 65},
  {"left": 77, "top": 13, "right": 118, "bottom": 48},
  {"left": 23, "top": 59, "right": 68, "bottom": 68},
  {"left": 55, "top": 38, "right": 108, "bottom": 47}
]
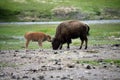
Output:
[{"left": 52, "top": 20, "right": 90, "bottom": 50}]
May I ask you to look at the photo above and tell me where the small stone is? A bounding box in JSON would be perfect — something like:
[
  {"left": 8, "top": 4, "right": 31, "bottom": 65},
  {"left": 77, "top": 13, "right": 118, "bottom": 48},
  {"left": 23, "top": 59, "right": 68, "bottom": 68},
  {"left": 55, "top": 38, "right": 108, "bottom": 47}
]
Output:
[
  {"left": 0, "top": 52, "right": 6, "bottom": 54},
  {"left": 38, "top": 75, "right": 44, "bottom": 80},
  {"left": 50, "top": 76, "right": 54, "bottom": 78},
  {"left": 93, "top": 66, "right": 96, "bottom": 69},
  {"left": 116, "top": 65, "right": 120, "bottom": 68},
  {"left": 11, "top": 75, "right": 17, "bottom": 79},
  {"left": 56, "top": 76, "right": 60, "bottom": 78},
  {"left": 61, "top": 76, "right": 68, "bottom": 80},
  {"left": 103, "top": 65, "right": 107, "bottom": 68},
  {"left": 67, "top": 64, "right": 75, "bottom": 68},
  {"left": 86, "top": 65, "right": 92, "bottom": 69},
  {"left": 15, "top": 50, "right": 19, "bottom": 52},
  {"left": 23, "top": 76, "right": 28, "bottom": 78},
  {"left": 58, "top": 67, "right": 62, "bottom": 70},
  {"left": 97, "top": 59, "right": 103, "bottom": 62},
  {"left": 76, "top": 61, "right": 79, "bottom": 64},
  {"left": 54, "top": 51, "right": 58, "bottom": 54},
  {"left": 32, "top": 77, "right": 36, "bottom": 80},
  {"left": 0, "top": 73, "right": 5, "bottom": 77}
]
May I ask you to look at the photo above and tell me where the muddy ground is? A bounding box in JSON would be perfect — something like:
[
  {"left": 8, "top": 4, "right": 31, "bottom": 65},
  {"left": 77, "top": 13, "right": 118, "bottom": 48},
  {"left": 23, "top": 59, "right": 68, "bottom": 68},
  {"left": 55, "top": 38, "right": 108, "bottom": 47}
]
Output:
[{"left": 0, "top": 44, "right": 120, "bottom": 80}]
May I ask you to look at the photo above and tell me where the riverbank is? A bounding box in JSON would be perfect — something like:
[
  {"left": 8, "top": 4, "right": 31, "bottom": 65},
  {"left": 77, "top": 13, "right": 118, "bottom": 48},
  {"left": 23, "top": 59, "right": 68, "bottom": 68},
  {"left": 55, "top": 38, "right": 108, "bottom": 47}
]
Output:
[
  {"left": 0, "top": 45, "right": 120, "bottom": 80},
  {"left": 0, "top": 20, "right": 120, "bottom": 25}
]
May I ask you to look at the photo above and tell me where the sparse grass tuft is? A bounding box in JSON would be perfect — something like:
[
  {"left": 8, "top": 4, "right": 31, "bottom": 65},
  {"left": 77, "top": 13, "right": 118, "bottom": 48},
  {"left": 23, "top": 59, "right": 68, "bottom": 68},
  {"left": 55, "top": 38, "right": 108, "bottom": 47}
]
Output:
[{"left": 76, "top": 59, "right": 120, "bottom": 66}]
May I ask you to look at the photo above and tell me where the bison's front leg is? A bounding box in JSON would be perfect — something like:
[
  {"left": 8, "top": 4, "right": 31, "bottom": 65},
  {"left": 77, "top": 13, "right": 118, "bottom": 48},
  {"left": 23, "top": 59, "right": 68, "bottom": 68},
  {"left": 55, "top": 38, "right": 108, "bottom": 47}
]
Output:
[{"left": 67, "top": 42, "right": 70, "bottom": 49}]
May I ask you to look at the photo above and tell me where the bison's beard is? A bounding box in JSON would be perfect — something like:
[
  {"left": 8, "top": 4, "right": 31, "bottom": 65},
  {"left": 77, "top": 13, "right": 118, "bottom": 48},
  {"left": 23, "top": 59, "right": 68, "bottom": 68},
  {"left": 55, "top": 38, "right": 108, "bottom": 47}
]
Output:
[{"left": 52, "top": 38, "right": 61, "bottom": 50}]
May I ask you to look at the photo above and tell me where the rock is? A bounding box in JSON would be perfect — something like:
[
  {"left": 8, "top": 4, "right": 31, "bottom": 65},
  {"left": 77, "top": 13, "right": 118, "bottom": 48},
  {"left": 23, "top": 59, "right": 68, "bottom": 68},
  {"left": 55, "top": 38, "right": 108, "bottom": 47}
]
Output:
[
  {"left": 93, "top": 66, "right": 96, "bottom": 69},
  {"left": 0, "top": 52, "right": 5, "bottom": 54},
  {"left": 32, "top": 77, "right": 36, "bottom": 80},
  {"left": 61, "top": 76, "right": 68, "bottom": 80},
  {"left": 0, "top": 73, "right": 5, "bottom": 77},
  {"left": 50, "top": 76, "right": 54, "bottom": 78},
  {"left": 54, "top": 51, "right": 58, "bottom": 54},
  {"left": 15, "top": 50, "right": 19, "bottom": 52},
  {"left": 97, "top": 58, "right": 104, "bottom": 62},
  {"left": 57, "top": 67, "right": 62, "bottom": 70},
  {"left": 38, "top": 75, "right": 45, "bottom": 80},
  {"left": 116, "top": 65, "right": 120, "bottom": 68},
  {"left": 11, "top": 75, "right": 17, "bottom": 79},
  {"left": 56, "top": 76, "right": 60, "bottom": 78},
  {"left": 29, "top": 69, "right": 38, "bottom": 72},
  {"left": 67, "top": 64, "right": 75, "bottom": 68},
  {"left": 86, "top": 65, "right": 92, "bottom": 69},
  {"left": 111, "top": 44, "right": 120, "bottom": 47},
  {"left": 23, "top": 76, "right": 29, "bottom": 78},
  {"left": 76, "top": 61, "right": 79, "bottom": 64},
  {"left": 103, "top": 65, "right": 107, "bottom": 68}
]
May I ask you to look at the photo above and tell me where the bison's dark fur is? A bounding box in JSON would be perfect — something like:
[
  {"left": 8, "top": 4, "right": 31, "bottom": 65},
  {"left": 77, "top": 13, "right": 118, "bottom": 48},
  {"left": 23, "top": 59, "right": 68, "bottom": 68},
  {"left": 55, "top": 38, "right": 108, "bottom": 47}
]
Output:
[{"left": 52, "top": 20, "right": 90, "bottom": 50}]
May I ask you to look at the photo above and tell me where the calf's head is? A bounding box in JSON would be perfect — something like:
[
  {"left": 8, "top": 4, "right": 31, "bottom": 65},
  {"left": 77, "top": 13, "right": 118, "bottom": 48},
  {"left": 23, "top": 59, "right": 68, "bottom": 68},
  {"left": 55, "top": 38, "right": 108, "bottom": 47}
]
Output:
[
  {"left": 46, "top": 35, "right": 52, "bottom": 42},
  {"left": 52, "top": 38, "right": 61, "bottom": 50}
]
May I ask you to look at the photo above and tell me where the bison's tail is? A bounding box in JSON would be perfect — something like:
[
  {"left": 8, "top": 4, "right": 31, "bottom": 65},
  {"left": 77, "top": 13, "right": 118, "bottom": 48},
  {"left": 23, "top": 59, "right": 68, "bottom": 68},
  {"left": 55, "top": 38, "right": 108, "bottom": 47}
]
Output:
[{"left": 85, "top": 24, "right": 90, "bottom": 36}]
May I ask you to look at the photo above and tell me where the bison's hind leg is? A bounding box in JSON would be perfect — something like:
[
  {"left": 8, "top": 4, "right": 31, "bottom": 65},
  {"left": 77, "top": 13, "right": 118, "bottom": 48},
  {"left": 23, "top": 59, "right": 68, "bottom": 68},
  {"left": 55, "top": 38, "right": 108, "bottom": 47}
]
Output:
[
  {"left": 84, "top": 37, "right": 88, "bottom": 49},
  {"left": 79, "top": 36, "right": 88, "bottom": 49},
  {"left": 79, "top": 39, "right": 84, "bottom": 49}
]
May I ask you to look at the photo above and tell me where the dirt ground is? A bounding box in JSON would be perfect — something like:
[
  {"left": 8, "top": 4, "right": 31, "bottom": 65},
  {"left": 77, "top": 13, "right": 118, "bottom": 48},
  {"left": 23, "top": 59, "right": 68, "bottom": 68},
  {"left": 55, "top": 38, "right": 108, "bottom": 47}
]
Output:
[{"left": 0, "top": 44, "right": 120, "bottom": 80}]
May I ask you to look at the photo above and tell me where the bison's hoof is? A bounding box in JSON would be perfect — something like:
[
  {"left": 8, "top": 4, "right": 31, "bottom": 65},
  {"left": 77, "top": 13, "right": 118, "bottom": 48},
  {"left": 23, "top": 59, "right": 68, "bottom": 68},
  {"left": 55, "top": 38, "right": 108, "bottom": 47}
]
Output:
[{"left": 79, "top": 47, "right": 82, "bottom": 49}]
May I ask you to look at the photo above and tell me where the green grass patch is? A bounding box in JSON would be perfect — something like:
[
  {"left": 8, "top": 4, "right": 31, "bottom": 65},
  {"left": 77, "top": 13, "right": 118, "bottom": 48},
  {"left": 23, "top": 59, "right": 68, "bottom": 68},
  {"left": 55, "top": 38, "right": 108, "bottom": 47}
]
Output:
[
  {"left": 72, "top": 23, "right": 120, "bottom": 46},
  {"left": 0, "top": 23, "right": 120, "bottom": 50},
  {"left": 0, "top": 62, "right": 17, "bottom": 67},
  {"left": 76, "top": 59, "right": 120, "bottom": 66}
]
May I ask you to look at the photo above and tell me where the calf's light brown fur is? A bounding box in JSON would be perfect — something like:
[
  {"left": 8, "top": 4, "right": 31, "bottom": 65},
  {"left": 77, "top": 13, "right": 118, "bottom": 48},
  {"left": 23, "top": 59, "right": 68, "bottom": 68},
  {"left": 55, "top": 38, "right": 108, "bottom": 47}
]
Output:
[{"left": 24, "top": 32, "right": 51, "bottom": 49}]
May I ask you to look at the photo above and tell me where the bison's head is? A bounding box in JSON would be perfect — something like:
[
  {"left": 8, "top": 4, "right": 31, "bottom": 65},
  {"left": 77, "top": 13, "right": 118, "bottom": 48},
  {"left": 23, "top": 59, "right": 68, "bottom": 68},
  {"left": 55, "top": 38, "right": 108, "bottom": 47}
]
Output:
[{"left": 52, "top": 38, "right": 61, "bottom": 50}]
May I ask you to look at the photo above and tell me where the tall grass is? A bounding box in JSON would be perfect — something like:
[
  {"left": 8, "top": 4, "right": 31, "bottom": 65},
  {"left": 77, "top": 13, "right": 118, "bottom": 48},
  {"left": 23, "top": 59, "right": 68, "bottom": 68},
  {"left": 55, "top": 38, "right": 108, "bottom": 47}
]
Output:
[
  {"left": 0, "top": 0, "right": 120, "bottom": 21},
  {"left": 0, "top": 23, "right": 120, "bottom": 50}
]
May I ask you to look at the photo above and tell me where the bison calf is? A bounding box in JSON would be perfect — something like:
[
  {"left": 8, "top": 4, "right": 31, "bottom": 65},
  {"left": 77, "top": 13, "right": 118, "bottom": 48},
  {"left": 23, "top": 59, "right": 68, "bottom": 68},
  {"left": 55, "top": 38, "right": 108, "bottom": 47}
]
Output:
[
  {"left": 52, "top": 20, "right": 90, "bottom": 50},
  {"left": 24, "top": 32, "right": 51, "bottom": 49}
]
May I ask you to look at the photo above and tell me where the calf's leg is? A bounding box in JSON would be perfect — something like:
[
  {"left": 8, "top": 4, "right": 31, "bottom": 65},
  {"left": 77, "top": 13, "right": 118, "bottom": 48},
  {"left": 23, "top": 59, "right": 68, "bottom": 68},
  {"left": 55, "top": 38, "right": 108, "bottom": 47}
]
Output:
[
  {"left": 25, "top": 40, "right": 30, "bottom": 49},
  {"left": 38, "top": 41, "right": 42, "bottom": 47}
]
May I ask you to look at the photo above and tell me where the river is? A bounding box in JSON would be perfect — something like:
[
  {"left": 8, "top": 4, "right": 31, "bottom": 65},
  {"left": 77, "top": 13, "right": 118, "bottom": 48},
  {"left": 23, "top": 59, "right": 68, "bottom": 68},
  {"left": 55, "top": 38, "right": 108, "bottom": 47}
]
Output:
[{"left": 0, "top": 20, "right": 120, "bottom": 25}]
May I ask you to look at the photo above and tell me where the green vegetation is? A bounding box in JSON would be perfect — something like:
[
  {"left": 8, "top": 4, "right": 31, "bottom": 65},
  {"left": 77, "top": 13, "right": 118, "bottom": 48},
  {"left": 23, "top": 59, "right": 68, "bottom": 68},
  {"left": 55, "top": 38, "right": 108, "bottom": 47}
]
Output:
[
  {"left": 0, "top": 62, "right": 16, "bottom": 67},
  {"left": 0, "top": 0, "right": 120, "bottom": 21},
  {"left": 76, "top": 59, "right": 120, "bottom": 66},
  {"left": 0, "top": 23, "right": 120, "bottom": 50}
]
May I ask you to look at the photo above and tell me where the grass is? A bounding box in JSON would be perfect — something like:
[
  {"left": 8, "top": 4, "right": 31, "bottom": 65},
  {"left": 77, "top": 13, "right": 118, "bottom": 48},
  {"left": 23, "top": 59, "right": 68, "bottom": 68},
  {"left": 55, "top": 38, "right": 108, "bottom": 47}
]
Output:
[
  {"left": 0, "top": 23, "right": 120, "bottom": 50},
  {"left": 0, "top": 62, "right": 17, "bottom": 67},
  {"left": 76, "top": 59, "right": 120, "bottom": 66},
  {"left": 0, "top": 0, "right": 120, "bottom": 21}
]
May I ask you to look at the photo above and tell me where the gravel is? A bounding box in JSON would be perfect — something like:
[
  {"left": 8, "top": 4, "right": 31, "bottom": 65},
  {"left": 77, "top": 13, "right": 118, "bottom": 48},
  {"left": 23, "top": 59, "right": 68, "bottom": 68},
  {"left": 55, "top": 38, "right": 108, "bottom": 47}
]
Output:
[{"left": 0, "top": 45, "right": 120, "bottom": 80}]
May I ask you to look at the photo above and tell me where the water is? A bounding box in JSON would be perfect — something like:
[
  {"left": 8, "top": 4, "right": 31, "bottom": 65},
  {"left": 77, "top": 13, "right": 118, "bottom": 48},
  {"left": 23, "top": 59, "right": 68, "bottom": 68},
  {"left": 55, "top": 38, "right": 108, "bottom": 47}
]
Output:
[{"left": 0, "top": 20, "right": 120, "bottom": 25}]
